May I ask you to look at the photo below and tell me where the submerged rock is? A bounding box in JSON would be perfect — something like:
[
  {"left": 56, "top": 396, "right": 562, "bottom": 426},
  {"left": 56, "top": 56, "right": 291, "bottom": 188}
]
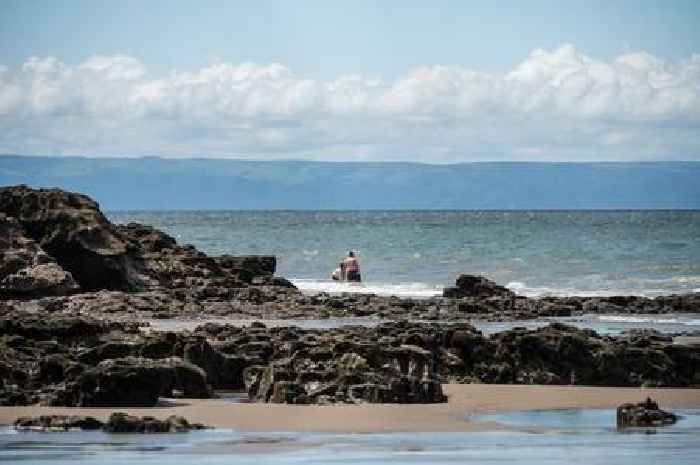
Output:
[{"left": 617, "top": 398, "right": 679, "bottom": 428}]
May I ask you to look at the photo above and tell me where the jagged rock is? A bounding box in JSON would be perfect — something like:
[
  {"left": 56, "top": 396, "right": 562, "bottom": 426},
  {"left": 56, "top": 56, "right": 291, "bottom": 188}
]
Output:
[
  {"left": 443, "top": 274, "right": 515, "bottom": 298},
  {"left": 0, "top": 213, "right": 78, "bottom": 297},
  {"left": 0, "top": 185, "right": 142, "bottom": 291},
  {"left": 228, "top": 323, "right": 447, "bottom": 405},
  {"left": 213, "top": 255, "right": 276, "bottom": 282},
  {"left": 617, "top": 398, "right": 679, "bottom": 428},
  {"left": 116, "top": 223, "right": 177, "bottom": 253},
  {"left": 0, "top": 186, "right": 294, "bottom": 296},
  {"left": 2, "top": 314, "right": 699, "bottom": 407}
]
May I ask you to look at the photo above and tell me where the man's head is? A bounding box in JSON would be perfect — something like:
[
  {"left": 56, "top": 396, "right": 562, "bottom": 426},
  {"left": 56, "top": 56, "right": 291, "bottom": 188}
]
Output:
[{"left": 348, "top": 251, "right": 354, "bottom": 257}]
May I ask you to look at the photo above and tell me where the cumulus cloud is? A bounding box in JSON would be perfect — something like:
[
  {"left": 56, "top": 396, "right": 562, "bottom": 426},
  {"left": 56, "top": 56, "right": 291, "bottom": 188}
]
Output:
[{"left": 0, "top": 44, "right": 699, "bottom": 161}]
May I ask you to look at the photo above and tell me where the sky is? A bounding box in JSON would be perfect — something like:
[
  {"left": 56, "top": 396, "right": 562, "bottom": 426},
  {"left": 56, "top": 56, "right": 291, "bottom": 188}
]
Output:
[{"left": 1, "top": 0, "right": 699, "bottom": 162}]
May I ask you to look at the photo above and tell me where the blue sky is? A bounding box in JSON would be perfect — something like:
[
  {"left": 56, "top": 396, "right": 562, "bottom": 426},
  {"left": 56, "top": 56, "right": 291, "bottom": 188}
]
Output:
[
  {"left": 0, "top": 0, "right": 699, "bottom": 162},
  {"left": 3, "top": 0, "right": 699, "bottom": 79}
]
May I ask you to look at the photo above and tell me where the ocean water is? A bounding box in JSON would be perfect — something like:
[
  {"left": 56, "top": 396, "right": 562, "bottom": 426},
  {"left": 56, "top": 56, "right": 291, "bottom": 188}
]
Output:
[
  {"left": 107, "top": 210, "right": 700, "bottom": 298},
  {"left": 2, "top": 409, "right": 699, "bottom": 464}
]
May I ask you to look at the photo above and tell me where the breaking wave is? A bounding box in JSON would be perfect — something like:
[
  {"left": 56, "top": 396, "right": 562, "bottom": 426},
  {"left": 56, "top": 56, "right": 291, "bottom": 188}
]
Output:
[{"left": 291, "top": 279, "right": 443, "bottom": 299}]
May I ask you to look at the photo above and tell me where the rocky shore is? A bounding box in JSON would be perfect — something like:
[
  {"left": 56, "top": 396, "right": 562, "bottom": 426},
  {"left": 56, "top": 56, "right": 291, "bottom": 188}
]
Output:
[
  {"left": 2, "top": 312, "right": 698, "bottom": 407},
  {"left": 1, "top": 185, "right": 699, "bottom": 408}
]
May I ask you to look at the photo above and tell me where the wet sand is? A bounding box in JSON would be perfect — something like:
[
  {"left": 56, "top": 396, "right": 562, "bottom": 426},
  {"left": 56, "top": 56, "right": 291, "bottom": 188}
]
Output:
[{"left": 2, "top": 384, "right": 699, "bottom": 433}]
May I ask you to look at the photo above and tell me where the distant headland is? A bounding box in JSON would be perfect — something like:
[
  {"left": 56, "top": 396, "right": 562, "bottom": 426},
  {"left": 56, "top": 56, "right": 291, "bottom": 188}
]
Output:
[{"left": 1, "top": 155, "right": 699, "bottom": 210}]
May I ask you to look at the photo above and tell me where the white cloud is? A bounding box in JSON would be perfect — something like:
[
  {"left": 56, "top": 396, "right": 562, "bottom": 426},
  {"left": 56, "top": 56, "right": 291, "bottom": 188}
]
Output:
[{"left": 0, "top": 44, "right": 699, "bottom": 161}]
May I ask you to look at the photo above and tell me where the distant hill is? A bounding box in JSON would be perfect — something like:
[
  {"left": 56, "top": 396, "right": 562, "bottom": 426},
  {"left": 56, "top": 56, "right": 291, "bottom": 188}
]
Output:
[{"left": 1, "top": 155, "right": 698, "bottom": 210}]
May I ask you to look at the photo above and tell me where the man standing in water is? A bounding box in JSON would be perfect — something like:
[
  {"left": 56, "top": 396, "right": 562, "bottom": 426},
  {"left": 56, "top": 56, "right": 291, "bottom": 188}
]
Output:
[{"left": 342, "top": 251, "right": 361, "bottom": 282}]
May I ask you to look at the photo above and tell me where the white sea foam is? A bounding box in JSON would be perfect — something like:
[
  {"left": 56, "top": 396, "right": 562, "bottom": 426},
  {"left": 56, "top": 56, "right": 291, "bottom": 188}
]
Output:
[
  {"left": 504, "top": 281, "right": 648, "bottom": 298},
  {"left": 502, "top": 280, "right": 696, "bottom": 298},
  {"left": 293, "top": 278, "right": 697, "bottom": 300},
  {"left": 598, "top": 315, "right": 650, "bottom": 324},
  {"left": 292, "top": 279, "right": 443, "bottom": 298}
]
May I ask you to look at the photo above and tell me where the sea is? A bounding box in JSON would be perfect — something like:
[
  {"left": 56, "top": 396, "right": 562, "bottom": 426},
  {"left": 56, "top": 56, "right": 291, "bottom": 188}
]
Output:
[{"left": 107, "top": 210, "right": 700, "bottom": 298}]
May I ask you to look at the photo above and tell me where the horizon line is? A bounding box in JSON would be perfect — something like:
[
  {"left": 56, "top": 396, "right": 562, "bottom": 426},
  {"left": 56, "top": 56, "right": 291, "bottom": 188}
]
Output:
[{"left": 2, "top": 154, "right": 699, "bottom": 166}]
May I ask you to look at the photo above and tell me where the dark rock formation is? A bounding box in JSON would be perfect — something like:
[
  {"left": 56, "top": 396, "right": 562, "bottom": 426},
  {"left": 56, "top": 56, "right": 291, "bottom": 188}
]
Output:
[
  {"left": 196, "top": 321, "right": 448, "bottom": 405},
  {"left": 13, "top": 413, "right": 206, "bottom": 432},
  {"left": 617, "top": 398, "right": 679, "bottom": 428},
  {"left": 0, "top": 214, "right": 78, "bottom": 297},
  {"left": 0, "top": 185, "right": 293, "bottom": 296},
  {"left": 443, "top": 274, "right": 515, "bottom": 299},
  {"left": 213, "top": 255, "right": 276, "bottom": 282},
  {"left": 447, "top": 323, "right": 700, "bottom": 387},
  {"left": 0, "top": 313, "right": 117, "bottom": 341},
  {"left": 103, "top": 412, "right": 206, "bottom": 433},
  {"left": 0, "top": 312, "right": 115, "bottom": 342},
  {"left": 183, "top": 337, "right": 248, "bottom": 389},
  {"left": 0, "top": 185, "right": 141, "bottom": 291},
  {"left": 1, "top": 310, "right": 699, "bottom": 407},
  {"left": 14, "top": 415, "right": 103, "bottom": 431},
  {"left": 45, "top": 356, "right": 210, "bottom": 407}
]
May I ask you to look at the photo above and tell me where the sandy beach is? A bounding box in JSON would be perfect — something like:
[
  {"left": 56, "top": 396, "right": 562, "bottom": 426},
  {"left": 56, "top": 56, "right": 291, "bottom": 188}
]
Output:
[{"left": 2, "top": 384, "right": 699, "bottom": 433}]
